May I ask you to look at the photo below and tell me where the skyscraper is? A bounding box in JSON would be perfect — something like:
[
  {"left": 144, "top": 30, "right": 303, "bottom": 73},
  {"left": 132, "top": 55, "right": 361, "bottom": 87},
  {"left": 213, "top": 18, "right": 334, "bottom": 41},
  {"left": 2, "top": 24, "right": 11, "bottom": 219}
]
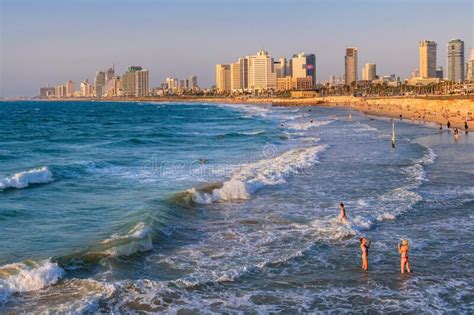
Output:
[
  {"left": 436, "top": 66, "right": 444, "bottom": 79},
  {"left": 447, "top": 39, "right": 465, "bottom": 82},
  {"left": 466, "top": 48, "right": 474, "bottom": 81},
  {"left": 95, "top": 71, "right": 106, "bottom": 97},
  {"left": 65, "top": 80, "right": 76, "bottom": 97},
  {"left": 121, "top": 66, "right": 149, "bottom": 97},
  {"left": 274, "top": 58, "right": 287, "bottom": 79},
  {"left": 362, "top": 63, "right": 376, "bottom": 81},
  {"left": 230, "top": 62, "right": 242, "bottom": 91},
  {"left": 80, "top": 79, "right": 92, "bottom": 97},
  {"left": 215, "top": 64, "right": 231, "bottom": 93},
  {"left": 247, "top": 49, "right": 277, "bottom": 91},
  {"left": 345, "top": 48, "right": 358, "bottom": 84},
  {"left": 291, "top": 53, "right": 316, "bottom": 87},
  {"left": 189, "top": 76, "right": 198, "bottom": 89},
  {"left": 106, "top": 67, "right": 115, "bottom": 83},
  {"left": 419, "top": 40, "right": 437, "bottom": 78}
]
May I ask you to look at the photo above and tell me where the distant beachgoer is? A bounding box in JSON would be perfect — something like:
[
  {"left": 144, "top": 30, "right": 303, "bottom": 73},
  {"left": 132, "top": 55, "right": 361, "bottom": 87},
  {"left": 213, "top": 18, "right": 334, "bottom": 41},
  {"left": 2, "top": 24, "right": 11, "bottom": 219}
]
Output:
[
  {"left": 454, "top": 128, "right": 460, "bottom": 141},
  {"left": 439, "top": 124, "right": 443, "bottom": 132},
  {"left": 465, "top": 121, "right": 469, "bottom": 134},
  {"left": 447, "top": 120, "right": 451, "bottom": 129},
  {"left": 339, "top": 203, "right": 347, "bottom": 222},
  {"left": 280, "top": 122, "right": 284, "bottom": 128},
  {"left": 349, "top": 114, "right": 352, "bottom": 121},
  {"left": 398, "top": 240, "right": 411, "bottom": 273},
  {"left": 310, "top": 119, "right": 314, "bottom": 123},
  {"left": 360, "top": 237, "right": 370, "bottom": 271},
  {"left": 399, "top": 114, "right": 403, "bottom": 120}
]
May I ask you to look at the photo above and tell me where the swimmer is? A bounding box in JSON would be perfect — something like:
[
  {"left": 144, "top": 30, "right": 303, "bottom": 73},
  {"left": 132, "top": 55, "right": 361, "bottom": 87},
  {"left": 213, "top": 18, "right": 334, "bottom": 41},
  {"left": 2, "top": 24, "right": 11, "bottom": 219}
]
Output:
[
  {"left": 397, "top": 240, "right": 411, "bottom": 273},
  {"left": 310, "top": 119, "right": 314, "bottom": 124},
  {"left": 339, "top": 203, "right": 347, "bottom": 222},
  {"left": 360, "top": 237, "right": 371, "bottom": 271}
]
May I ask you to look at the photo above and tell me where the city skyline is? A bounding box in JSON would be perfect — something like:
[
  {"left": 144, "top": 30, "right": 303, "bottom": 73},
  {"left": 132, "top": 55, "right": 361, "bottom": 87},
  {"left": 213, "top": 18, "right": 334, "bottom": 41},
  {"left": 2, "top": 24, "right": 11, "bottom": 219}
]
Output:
[{"left": 1, "top": 0, "right": 473, "bottom": 97}]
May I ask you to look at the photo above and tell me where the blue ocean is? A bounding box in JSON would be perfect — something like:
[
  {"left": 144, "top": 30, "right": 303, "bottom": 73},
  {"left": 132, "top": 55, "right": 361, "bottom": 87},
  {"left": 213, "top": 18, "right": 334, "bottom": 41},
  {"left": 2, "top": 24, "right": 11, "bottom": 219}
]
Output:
[{"left": 0, "top": 101, "right": 472, "bottom": 313}]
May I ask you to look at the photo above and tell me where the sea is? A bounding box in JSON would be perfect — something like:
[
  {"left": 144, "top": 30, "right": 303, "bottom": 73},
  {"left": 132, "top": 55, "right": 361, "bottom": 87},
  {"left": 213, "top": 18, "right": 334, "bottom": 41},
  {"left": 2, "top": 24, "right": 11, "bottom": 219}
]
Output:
[{"left": 0, "top": 101, "right": 472, "bottom": 313}]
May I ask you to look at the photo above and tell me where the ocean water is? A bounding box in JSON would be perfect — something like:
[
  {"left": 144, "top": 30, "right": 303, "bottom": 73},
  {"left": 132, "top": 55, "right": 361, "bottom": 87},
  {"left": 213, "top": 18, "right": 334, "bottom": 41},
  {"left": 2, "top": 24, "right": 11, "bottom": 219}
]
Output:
[{"left": 0, "top": 101, "right": 472, "bottom": 313}]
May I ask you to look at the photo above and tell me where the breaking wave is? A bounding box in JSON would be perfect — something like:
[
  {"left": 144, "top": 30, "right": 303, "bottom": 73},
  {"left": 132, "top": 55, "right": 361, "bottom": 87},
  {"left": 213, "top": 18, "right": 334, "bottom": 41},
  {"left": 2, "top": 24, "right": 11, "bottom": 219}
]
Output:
[{"left": 0, "top": 167, "right": 54, "bottom": 191}]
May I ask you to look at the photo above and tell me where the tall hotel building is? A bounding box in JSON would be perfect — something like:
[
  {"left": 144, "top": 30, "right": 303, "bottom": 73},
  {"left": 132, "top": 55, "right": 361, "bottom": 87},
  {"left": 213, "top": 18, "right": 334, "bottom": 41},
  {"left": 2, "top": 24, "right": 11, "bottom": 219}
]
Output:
[
  {"left": 247, "top": 49, "right": 276, "bottom": 91},
  {"left": 230, "top": 58, "right": 249, "bottom": 91},
  {"left": 215, "top": 64, "right": 231, "bottom": 93},
  {"left": 291, "top": 53, "right": 316, "bottom": 87},
  {"left": 419, "top": 40, "right": 437, "bottom": 78},
  {"left": 362, "top": 63, "right": 376, "bottom": 81},
  {"left": 121, "top": 66, "right": 149, "bottom": 97},
  {"left": 466, "top": 49, "right": 474, "bottom": 81},
  {"left": 447, "top": 39, "right": 464, "bottom": 82},
  {"left": 345, "top": 48, "right": 358, "bottom": 84},
  {"left": 94, "top": 71, "right": 106, "bottom": 97}
]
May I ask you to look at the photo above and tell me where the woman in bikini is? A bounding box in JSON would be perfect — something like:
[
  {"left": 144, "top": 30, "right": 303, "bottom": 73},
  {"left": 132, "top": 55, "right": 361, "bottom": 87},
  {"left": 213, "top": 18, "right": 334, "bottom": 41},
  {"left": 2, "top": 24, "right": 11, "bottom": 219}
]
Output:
[
  {"left": 339, "top": 203, "right": 347, "bottom": 222},
  {"left": 398, "top": 240, "right": 411, "bottom": 273},
  {"left": 360, "top": 237, "right": 370, "bottom": 271}
]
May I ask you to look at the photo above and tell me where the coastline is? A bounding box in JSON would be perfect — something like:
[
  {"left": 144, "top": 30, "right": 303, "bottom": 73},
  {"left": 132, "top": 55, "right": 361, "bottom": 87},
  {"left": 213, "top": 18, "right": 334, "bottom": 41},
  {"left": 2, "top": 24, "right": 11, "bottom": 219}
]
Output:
[{"left": 7, "top": 95, "right": 474, "bottom": 129}]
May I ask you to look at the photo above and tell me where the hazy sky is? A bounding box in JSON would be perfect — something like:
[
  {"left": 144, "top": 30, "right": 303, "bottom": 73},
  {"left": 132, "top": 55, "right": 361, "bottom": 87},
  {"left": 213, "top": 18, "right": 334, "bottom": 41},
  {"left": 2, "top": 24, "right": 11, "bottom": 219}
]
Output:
[{"left": 1, "top": 0, "right": 473, "bottom": 97}]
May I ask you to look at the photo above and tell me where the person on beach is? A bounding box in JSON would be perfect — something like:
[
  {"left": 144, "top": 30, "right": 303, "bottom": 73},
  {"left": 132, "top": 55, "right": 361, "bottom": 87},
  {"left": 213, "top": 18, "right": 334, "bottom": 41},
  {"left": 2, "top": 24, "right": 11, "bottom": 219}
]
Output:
[
  {"left": 398, "top": 240, "right": 411, "bottom": 273},
  {"left": 310, "top": 118, "right": 314, "bottom": 124},
  {"left": 454, "top": 128, "right": 460, "bottom": 141},
  {"left": 439, "top": 123, "right": 443, "bottom": 132},
  {"left": 339, "top": 203, "right": 347, "bottom": 222},
  {"left": 465, "top": 121, "right": 469, "bottom": 135},
  {"left": 360, "top": 237, "right": 370, "bottom": 271},
  {"left": 447, "top": 120, "right": 451, "bottom": 129}
]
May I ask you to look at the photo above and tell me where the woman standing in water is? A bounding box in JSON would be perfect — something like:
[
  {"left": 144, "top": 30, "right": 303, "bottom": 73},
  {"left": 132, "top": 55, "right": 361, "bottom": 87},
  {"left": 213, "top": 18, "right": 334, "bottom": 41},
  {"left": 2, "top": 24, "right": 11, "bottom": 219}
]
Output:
[
  {"left": 398, "top": 240, "right": 411, "bottom": 273},
  {"left": 360, "top": 237, "right": 370, "bottom": 271},
  {"left": 339, "top": 203, "right": 347, "bottom": 222}
]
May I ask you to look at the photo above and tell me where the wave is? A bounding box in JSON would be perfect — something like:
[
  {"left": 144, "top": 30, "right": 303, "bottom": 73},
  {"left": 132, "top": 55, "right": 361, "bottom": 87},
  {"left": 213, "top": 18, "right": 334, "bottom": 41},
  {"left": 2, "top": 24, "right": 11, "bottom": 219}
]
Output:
[
  {"left": 183, "top": 145, "right": 328, "bottom": 204},
  {"left": 286, "top": 119, "right": 333, "bottom": 131},
  {"left": 0, "top": 167, "right": 53, "bottom": 191},
  {"left": 0, "top": 259, "right": 64, "bottom": 304}
]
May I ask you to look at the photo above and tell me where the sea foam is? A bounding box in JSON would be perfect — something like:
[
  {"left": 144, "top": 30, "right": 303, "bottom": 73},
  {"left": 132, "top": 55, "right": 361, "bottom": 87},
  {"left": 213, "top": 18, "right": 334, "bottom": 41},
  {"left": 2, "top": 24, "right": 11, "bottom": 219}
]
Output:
[
  {"left": 0, "top": 259, "right": 64, "bottom": 304},
  {"left": 0, "top": 167, "right": 54, "bottom": 191},
  {"left": 188, "top": 145, "right": 328, "bottom": 204}
]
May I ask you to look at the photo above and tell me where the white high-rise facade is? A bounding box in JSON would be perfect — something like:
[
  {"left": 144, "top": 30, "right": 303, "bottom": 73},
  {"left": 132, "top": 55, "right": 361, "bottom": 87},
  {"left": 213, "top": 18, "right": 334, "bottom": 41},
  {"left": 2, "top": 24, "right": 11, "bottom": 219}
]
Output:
[
  {"left": 247, "top": 49, "right": 276, "bottom": 91},
  {"left": 215, "top": 64, "right": 231, "bottom": 93},
  {"left": 447, "top": 39, "right": 464, "bottom": 82},
  {"left": 362, "top": 63, "right": 376, "bottom": 81},
  {"left": 121, "top": 66, "right": 149, "bottom": 97},
  {"left": 466, "top": 48, "right": 474, "bottom": 81},
  {"left": 419, "top": 40, "right": 437, "bottom": 78}
]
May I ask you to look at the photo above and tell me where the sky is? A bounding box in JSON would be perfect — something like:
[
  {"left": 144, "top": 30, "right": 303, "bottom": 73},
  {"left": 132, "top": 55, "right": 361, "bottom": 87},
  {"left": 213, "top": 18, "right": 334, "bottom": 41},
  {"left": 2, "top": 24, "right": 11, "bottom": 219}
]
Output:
[{"left": 0, "top": 0, "right": 473, "bottom": 97}]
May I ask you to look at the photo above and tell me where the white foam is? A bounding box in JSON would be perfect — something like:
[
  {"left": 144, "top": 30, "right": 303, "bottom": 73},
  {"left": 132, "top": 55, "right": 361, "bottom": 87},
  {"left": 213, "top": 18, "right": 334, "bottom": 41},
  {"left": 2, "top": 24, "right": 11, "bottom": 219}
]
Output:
[
  {"left": 287, "top": 120, "right": 333, "bottom": 131},
  {"left": 189, "top": 145, "right": 328, "bottom": 204},
  {"left": 100, "top": 222, "right": 153, "bottom": 257},
  {"left": 0, "top": 167, "right": 54, "bottom": 191},
  {"left": 0, "top": 259, "right": 64, "bottom": 304}
]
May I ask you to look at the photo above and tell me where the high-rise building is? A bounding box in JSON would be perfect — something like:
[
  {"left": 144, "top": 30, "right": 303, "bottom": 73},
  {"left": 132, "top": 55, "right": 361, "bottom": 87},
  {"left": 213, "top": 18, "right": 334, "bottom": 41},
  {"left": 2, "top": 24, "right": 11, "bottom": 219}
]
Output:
[
  {"left": 106, "top": 67, "right": 115, "bottom": 83},
  {"left": 248, "top": 49, "right": 277, "bottom": 91},
  {"left": 95, "top": 71, "right": 106, "bottom": 97},
  {"left": 230, "top": 62, "right": 242, "bottom": 91},
  {"left": 447, "top": 39, "right": 464, "bottom": 82},
  {"left": 436, "top": 66, "right": 444, "bottom": 79},
  {"left": 65, "top": 80, "right": 76, "bottom": 97},
  {"left": 345, "top": 48, "right": 358, "bottom": 84},
  {"left": 274, "top": 58, "right": 287, "bottom": 79},
  {"left": 362, "top": 63, "right": 376, "bottom": 81},
  {"left": 419, "top": 40, "right": 437, "bottom": 78},
  {"left": 55, "top": 84, "right": 66, "bottom": 98},
  {"left": 466, "top": 48, "right": 474, "bottom": 81},
  {"left": 215, "top": 64, "right": 231, "bottom": 93},
  {"left": 189, "top": 76, "right": 198, "bottom": 89},
  {"left": 291, "top": 53, "right": 316, "bottom": 87},
  {"left": 121, "top": 66, "right": 149, "bottom": 97},
  {"left": 39, "top": 86, "right": 55, "bottom": 98},
  {"left": 166, "top": 77, "right": 179, "bottom": 91},
  {"left": 80, "top": 79, "right": 92, "bottom": 97},
  {"left": 103, "top": 77, "right": 120, "bottom": 97}
]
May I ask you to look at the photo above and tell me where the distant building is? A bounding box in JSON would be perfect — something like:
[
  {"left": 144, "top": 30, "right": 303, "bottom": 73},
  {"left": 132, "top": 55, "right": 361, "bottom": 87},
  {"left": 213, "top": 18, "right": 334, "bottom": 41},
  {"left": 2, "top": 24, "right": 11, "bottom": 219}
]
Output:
[
  {"left": 291, "top": 53, "right": 316, "bottom": 87},
  {"left": 215, "top": 64, "right": 231, "bottom": 93},
  {"left": 274, "top": 58, "right": 287, "bottom": 79},
  {"left": 80, "top": 79, "right": 92, "bottom": 97},
  {"left": 95, "top": 71, "right": 106, "bottom": 97},
  {"left": 106, "top": 67, "right": 115, "bottom": 83},
  {"left": 65, "top": 80, "right": 76, "bottom": 97},
  {"left": 189, "top": 75, "right": 198, "bottom": 89},
  {"left": 247, "top": 49, "right": 277, "bottom": 91},
  {"left": 447, "top": 39, "right": 464, "bottom": 82},
  {"left": 229, "top": 57, "right": 249, "bottom": 91},
  {"left": 277, "top": 76, "right": 313, "bottom": 91},
  {"left": 466, "top": 48, "right": 474, "bottom": 81},
  {"left": 419, "top": 40, "right": 437, "bottom": 78},
  {"left": 39, "top": 86, "right": 55, "bottom": 98},
  {"left": 102, "top": 76, "right": 120, "bottom": 97},
  {"left": 436, "top": 66, "right": 444, "bottom": 79},
  {"left": 121, "top": 66, "right": 149, "bottom": 97},
  {"left": 345, "top": 47, "right": 358, "bottom": 84},
  {"left": 55, "top": 84, "right": 66, "bottom": 98},
  {"left": 362, "top": 63, "right": 376, "bottom": 81}
]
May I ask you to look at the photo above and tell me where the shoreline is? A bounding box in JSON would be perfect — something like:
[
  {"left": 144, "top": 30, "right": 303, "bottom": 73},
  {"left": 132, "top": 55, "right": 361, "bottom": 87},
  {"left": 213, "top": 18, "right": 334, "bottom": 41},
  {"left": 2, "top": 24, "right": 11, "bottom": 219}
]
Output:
[{"left": 5, "top": 95, "right": 474, "bottom": 129}]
